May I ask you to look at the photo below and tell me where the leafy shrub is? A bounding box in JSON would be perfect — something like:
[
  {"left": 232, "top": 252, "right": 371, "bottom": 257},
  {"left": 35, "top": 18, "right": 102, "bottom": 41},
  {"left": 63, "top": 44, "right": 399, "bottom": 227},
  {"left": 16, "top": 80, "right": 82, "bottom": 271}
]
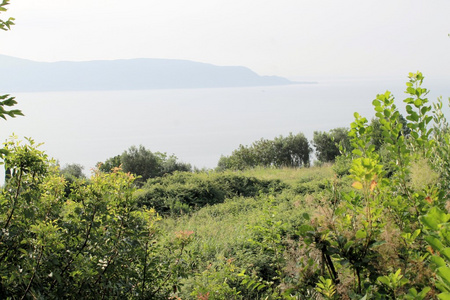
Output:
[
  {"left": 218, "top": 132, "right": 312, "bottom": 170},
  {"left": 312, "top": 127, "right": 351, "bottom": 163},
  {"left": 332, "top": 154, "right": 352, "bottom": 177},
  {"left": 293, "top": 178, "right": 327, "bottom": 195},
  {"left": 98, "top": 145, "right": 191, "bottom": 185},
  {"left": 0, "top": 138, "right": 196, "bottom": 299},
  {"left": 135, "top": 171, "right": 287, "bottom": 215}
]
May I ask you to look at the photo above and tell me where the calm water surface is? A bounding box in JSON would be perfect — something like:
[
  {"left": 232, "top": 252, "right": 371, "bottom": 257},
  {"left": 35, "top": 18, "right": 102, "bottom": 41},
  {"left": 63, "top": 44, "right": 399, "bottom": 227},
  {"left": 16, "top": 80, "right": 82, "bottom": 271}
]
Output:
[{"left": 1, "top": 79, "right": 448, "bottom": 174}]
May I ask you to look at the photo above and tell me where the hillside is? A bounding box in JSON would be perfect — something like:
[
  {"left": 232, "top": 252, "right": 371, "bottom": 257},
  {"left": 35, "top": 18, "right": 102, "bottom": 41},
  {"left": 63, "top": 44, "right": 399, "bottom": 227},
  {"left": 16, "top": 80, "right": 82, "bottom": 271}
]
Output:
[
  {"left": 2, "top": 70, "right": 448, "bottom": 298},
  {"left": 0, "top": 55, "right": 302, "bottom": 92}
]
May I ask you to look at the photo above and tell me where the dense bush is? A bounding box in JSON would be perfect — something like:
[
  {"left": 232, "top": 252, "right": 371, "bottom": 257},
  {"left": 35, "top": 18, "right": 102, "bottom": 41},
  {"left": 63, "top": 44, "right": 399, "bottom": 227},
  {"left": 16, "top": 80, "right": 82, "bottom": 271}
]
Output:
[
  {"left": 312, "top": 127, "right": 351, "bottom": 163},
  {"left": 217, "top": 132, "right": 312, "bottom": 170},
  {"left": 135, "top": 171, "right": 287, "bottom": 215},
  {"left": 295, "top": 72, "right": 450, "bottom": 299},
  {"left": 3, "top": 72, "right": 449, "bottom": 299},
  {"left": 98, "top": 145, "right": 191, "bottom": 185},
  {"left": 159, "top": 73, "right": 450, "bottom": 299},
  {"left": 2, "top": 10, "right": 449, "bottom": 296},
  {"left": 0, "top": 138, "right": 190, "bottom": 299}
]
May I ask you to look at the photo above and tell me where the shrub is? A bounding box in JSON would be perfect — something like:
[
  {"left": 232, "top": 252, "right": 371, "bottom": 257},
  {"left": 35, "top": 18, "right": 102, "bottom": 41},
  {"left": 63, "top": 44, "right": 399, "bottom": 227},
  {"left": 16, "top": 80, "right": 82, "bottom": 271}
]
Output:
[{"left": 135, "top": 171, "right": 287, "bottom": 215}]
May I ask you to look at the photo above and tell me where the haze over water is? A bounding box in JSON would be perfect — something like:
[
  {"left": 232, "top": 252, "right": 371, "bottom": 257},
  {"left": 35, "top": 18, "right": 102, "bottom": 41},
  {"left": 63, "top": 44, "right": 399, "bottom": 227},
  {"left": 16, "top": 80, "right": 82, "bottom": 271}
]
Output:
[{"left": 1, "top": 78, "right": 448, "bottom": 176}]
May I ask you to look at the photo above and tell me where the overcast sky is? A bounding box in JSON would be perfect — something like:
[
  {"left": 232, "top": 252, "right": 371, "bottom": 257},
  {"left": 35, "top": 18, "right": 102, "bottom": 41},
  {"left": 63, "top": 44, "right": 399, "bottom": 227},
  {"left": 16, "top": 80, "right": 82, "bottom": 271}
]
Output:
[{"left": 1, "top": 0, "right": 449, "bottom": 79}]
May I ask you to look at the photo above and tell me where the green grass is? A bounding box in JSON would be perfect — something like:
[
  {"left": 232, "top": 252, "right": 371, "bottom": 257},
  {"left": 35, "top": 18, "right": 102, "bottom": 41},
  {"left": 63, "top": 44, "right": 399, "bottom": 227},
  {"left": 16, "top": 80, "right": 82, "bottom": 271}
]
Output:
[
  {"left": 150, "top": 165, "right": 335, "bottom": 298},
  {"left": 239, "top": 165, "right": 334, "bottom": 186},
  {"left": 158, "top": 165, "right": 334, "bottom": 262}
]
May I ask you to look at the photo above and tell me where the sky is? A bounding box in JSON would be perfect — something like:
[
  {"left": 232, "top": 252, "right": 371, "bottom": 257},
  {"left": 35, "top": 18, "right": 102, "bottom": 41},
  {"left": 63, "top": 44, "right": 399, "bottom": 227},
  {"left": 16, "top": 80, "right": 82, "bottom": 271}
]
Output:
[{"left": 1, "top": 0, "right": 449, "bottom": 80}]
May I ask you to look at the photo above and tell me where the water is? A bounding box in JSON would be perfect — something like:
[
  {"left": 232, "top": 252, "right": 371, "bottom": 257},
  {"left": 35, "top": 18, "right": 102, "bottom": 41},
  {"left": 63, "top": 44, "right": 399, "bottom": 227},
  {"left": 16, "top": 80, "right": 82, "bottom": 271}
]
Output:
[{"left": 1, "top": 79, "right": 448, "bottom": 175}]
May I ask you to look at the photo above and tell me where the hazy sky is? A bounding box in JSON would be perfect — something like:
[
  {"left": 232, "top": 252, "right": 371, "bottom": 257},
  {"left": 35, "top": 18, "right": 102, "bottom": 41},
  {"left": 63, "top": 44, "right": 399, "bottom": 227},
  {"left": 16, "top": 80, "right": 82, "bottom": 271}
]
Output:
[{"left": 1, "top": 0, "right": 449, "bottom": 79}]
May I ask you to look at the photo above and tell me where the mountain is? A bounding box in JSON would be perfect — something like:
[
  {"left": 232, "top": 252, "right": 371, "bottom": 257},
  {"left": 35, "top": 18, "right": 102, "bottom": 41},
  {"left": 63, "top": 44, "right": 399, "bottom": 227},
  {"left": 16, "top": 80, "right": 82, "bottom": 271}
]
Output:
[{"left": 0, "top": 55, "right": 300, "bottom": 92}]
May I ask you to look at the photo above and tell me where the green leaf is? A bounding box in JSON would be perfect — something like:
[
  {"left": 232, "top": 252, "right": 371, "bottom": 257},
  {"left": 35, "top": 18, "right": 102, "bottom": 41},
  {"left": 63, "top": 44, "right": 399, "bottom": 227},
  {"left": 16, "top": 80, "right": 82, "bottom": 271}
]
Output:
[
  {"left": 425, "top": 236, "right": 444, "bottom": 252},
  {"left": 352, "top": 181, "right": 363, "bottom": 190},
  {"left": 374, "top": 106, "right": 383, "bottom": 113},
  {"left": 406, "top": 87, "right": 416, "bottom": 95},
  {"left": 418, "top": 287, "right": 431, "bottom": 298},
  {"left": 437, "top": 266, "right": 450, "bottom": 290},
  {"left": 352, "top": 149, "right": 363, "bottom": 156},
  {"left": 372, "top": 99, "right": 381, "bottom": 107},
  {"left": 298, "top": 224, "right": 314, "bottom": 235},
  {"left": 407, "top": 287, "right": 431, "bottom": 299},
  {"left": 302, "top": 212, "right": 310, "bottom": 221},
  {"left": 442, "top": 248, "right": 450, "bottom": 261},
  {"left": 421, "top": 207, "right": 450, "bottom": 231},
  {"left": 377, "top": 276, "right": 390, "bottom": 286},
  {"left": 355, "top": 229, "right": 367, "bottom": 239},
  {"left": 432, "top": 255, "right": 446, "bottom": 268},
  {"left": 438, "top": 292, "right": 450, "bottom": 300}
]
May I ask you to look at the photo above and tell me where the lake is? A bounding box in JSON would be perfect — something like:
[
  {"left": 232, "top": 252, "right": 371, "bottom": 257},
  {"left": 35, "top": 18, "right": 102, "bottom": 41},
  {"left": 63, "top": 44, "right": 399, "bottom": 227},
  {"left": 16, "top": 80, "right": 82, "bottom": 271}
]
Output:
[{"left": 1, "top": 78, "right": 448, "bottom": 176}]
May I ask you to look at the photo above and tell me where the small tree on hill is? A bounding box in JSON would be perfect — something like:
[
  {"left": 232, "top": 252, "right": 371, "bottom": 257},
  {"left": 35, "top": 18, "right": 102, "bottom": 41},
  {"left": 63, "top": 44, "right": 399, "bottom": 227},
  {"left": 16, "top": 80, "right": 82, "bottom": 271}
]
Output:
[
  {"left": 312, "top": 127, "right": 350, "bottom": 163},
  {"left": 98, "top": 145, "right": 191, "bottom": 185},
  {"left": 217, "top": 132, "right": 312, "bottom": 170}
]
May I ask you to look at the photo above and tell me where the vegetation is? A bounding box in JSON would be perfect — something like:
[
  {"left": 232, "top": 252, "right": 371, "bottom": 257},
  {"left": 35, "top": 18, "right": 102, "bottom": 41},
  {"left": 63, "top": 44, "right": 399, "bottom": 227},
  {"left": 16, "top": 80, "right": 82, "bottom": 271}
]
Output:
[
  {"left": 312, "top": 127, "right": 351, "bottom": 163},
  {"left": 0, "top": 1, "right": 22, "bottom": 126},
  {"left": 217, "top": 132, "right": 311, "bottom": 171},
  {"left": 2, "top": 62, "right": 450, "bottom": 300},
  {"left": 59, "top": 163, "right": 86, "bottom": 180},
  {"left": 135, "top": 171, "right": 286, "bottom": 216},
  {"left": 2, "top": 3, "right": 450, "bottom": 299},
  {"left": 0, "top": 0, "right": 14, "bottom": 32},
  {"left": 98, "top": 145, "right": 191, "bottom": 185}
]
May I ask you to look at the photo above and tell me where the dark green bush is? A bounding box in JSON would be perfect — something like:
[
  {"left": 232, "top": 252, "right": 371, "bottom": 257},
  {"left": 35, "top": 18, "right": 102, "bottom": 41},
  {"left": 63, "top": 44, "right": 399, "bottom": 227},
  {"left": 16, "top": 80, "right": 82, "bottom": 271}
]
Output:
[{"left": 135, "top": 172, "right": 287, "bottom": 215}]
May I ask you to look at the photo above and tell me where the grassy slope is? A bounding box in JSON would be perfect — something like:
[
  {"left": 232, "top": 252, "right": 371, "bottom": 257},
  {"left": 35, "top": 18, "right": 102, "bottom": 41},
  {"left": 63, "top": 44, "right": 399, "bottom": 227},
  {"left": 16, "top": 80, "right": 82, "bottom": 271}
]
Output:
[
  {"left": 155, "top": 165, "right": 338, "bottom": 298},
  {"left": 160, "top": 165, "right": 334, "bottom": 251}
]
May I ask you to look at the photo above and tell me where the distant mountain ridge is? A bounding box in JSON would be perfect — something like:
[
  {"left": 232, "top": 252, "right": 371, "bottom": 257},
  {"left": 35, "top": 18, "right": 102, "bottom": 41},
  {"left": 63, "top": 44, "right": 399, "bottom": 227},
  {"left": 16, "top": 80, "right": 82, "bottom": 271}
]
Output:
[{"left": 0, "top": 55, "right": 301, "bottom": 92}]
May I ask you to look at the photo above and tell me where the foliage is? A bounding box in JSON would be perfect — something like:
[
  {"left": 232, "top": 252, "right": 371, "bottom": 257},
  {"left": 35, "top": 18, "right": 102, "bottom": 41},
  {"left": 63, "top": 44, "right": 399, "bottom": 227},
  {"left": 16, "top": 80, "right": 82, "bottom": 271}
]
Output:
[
  {"left": 0, "top": 0, "right": 14, "bottom": 31},
  {"left": 286, "top": 72, "right": 449, "bottom": 299},
  {"left": 421, "top": 207, "right": 450, "bottom": 299},
  {"left": 218, "top": 132, "right": 312, "bottom": 171},
  {"left": 98, "top": 145, "right": 191, "bottom": 185},
  {"left": 370, "top": 114, "right": 410, "bottom": 151},
  {"left": 315, "top": 276, "right": 337, "bottom": 299},
  {"left": 312, "top": 127, "right": 351, "bottom": 163},
  {"left": 0, "top": 94, "right": 23, "bottom": 121},
  {"left": 190, "top": 257, "right": 242, "bottom": 300},
  {"left": 0, "top": 138, "right": 197, "bottom": 299},
  {"left": 0, "top": 2, "right": 22, "bottom": 123},
  {"left": 59, "top": 163, "right": 87, "bottom": 196},
  {"left": 332, "top": 154, "right": 352, "bottom": 177},
  {"left": 2, "top": 49, "right": 450, "bottom": 298},
  {"left": 60, "top": 163, "right": 86, "bottom": 180},
  {"left": 98, "top": 154, "right": 121, "bottom": 173},
  {"left": 135, "top": 171, "right": 286, "bottom": 215}
]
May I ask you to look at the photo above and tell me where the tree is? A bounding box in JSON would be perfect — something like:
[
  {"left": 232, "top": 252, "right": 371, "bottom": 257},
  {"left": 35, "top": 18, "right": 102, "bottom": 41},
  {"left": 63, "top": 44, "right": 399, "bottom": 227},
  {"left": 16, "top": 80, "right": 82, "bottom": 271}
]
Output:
[
  {"left": 312, "top": 127, "right": 350, "bottom": 163},
  {"left": 370, "top": 114, "right": 410, "bottom": 151},
  {"left": 0, "top": 1, "right": 22, "bottom": 122},
  {"left": 217, "top": 132, "right": 312, "bottom": 170},
  {"left": 98, "top": 145, "right": 192, "bottom": 185},
  {"left": 0, "top": 3, "right": 191, "bottom": 298},
  {"left": 98, "top": 154, "right": 121, "bottom": 173},
  {"left": 0, "top": 138, "right": 180, "bottom": 298},
  {"left": 60, "top": 163, "right": 86, "bottom": 180},
  {"left": 273, "top": 133, "right": 311, "bottom": 167}
]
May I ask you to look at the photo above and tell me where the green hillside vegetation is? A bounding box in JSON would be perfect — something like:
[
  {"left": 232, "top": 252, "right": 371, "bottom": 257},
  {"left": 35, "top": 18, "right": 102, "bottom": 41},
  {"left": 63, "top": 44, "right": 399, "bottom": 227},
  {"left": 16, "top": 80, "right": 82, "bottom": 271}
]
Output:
[
  {"left": 3, "top": 3, "right": 450, "bottom": 299},
  {"left": 3, "top": 71, "right": 450, "bottom": 299},
  {"left": 98, "top": 145, "right": 192, "bottom": 186}
]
